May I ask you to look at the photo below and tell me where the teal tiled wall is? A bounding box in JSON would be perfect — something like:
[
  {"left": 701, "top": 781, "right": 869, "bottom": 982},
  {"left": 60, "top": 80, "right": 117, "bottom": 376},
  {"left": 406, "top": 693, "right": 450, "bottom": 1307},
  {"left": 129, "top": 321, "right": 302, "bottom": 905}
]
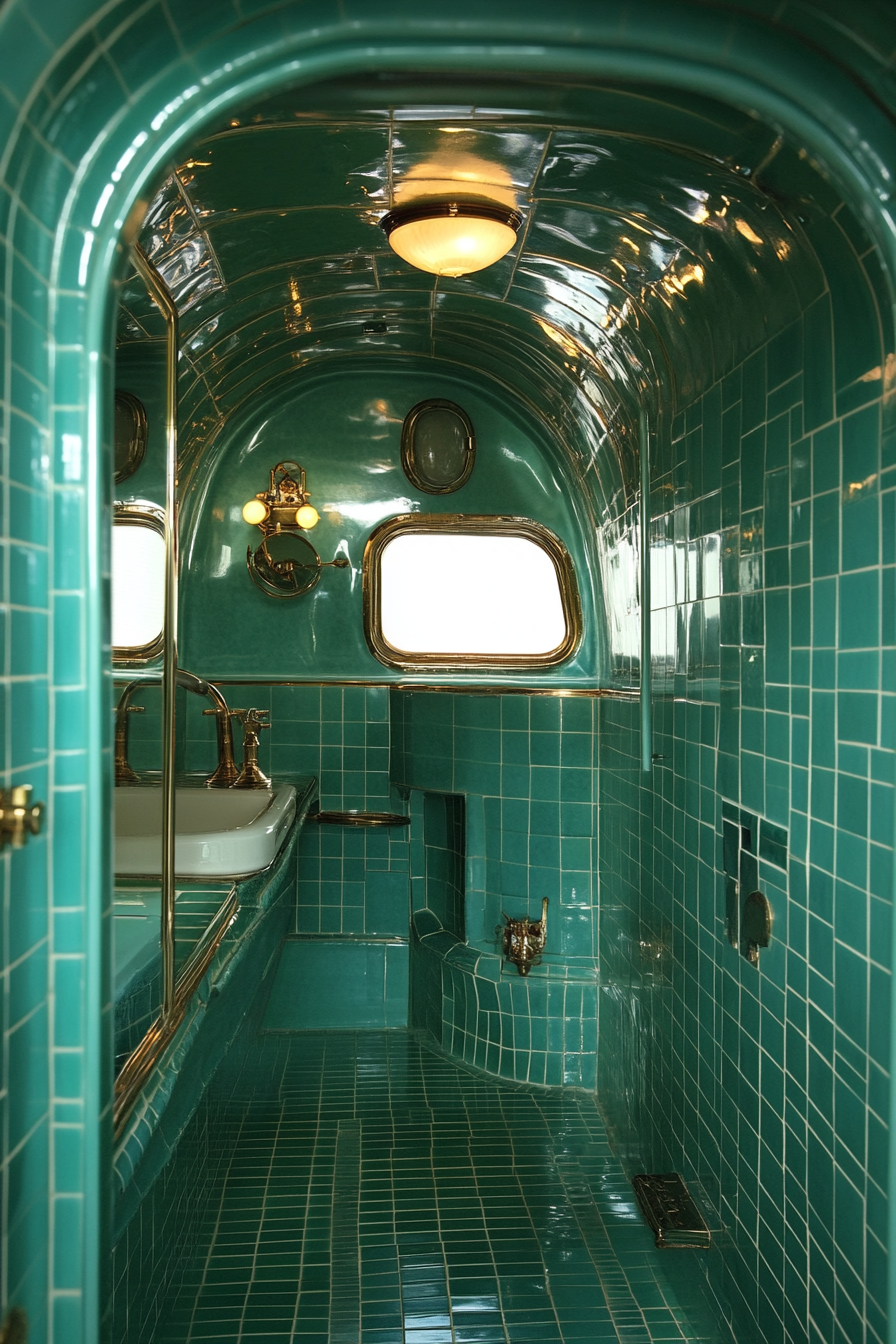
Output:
[
  {"left": 3, "top": 1, "right": 896, "bottom": 1340},
  {"left": 394, "top": 691, "right": 600, "bottom": 1089},
  {"left": 416, "top": 792, "right": 466, "bottom": 942},
  {"left": 244, "top": 684, "right": 602, "bottom": 1086},
  {"left": 263, "top": 939, "right": 409, "bottom": 1030},
  {"left": 392, "top": 691, "right": 598, "bottom": 955},
  {"left": 185, "top": 684, "right": 411, "bottom": 939},
  {"left": 598, "top": 266, "right": 895, "bottom": 1338},
  {"left": 249, "top": 685, "right": 413, "bottom": 1030}
]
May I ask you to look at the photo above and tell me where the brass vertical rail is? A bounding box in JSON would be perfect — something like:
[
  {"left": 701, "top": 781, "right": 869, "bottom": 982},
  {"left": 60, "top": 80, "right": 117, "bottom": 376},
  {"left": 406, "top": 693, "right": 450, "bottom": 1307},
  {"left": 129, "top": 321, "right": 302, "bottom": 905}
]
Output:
[
  {"left": 132, "top": 245, "right": 178, "bottom": 1017},
  {"left": 639, "top": 408, "right": 652, "bottom": 776}
]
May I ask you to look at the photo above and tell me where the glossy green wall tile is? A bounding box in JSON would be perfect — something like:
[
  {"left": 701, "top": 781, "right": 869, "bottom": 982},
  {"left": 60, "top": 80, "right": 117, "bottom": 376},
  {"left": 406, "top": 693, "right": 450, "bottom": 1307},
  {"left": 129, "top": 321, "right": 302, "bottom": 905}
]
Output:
[
  {"left": 177, "top": 363, "right": 598, "bottom": 686},
  {"left": 3, "top": 1, "right": 896, "bottom": 1341},
  {"left": 599, "top": 273, "right": 895, "bottom": 1339}
]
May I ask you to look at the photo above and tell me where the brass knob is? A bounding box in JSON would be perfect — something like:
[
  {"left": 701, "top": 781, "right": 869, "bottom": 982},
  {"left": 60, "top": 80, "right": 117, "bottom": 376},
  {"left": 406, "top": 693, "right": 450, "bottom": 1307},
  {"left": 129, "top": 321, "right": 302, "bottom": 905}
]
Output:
[{"left": 0, "top": 786, "right": 44, "bottom": 850}]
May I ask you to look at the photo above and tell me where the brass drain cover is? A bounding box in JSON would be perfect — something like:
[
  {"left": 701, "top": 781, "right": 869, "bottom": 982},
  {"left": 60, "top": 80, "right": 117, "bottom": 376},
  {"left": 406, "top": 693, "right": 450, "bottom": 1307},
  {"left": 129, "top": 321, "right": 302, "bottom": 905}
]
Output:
[{"left": 632, "top": 1172, "right": 712, "bottom": 1249}]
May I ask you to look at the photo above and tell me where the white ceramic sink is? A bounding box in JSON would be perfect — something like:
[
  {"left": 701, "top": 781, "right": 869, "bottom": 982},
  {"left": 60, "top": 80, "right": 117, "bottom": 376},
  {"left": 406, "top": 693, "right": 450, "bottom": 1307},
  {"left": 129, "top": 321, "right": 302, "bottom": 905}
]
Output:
[{"left": 114, "top": 785, "right": 297, "bottom": 877}]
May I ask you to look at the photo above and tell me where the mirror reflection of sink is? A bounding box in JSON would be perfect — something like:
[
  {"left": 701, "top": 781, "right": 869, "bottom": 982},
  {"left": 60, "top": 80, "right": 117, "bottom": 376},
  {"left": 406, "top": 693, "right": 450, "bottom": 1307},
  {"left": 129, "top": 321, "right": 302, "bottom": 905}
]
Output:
[{"left": 114, "top": 784, "right": 297, "bottom": 878}]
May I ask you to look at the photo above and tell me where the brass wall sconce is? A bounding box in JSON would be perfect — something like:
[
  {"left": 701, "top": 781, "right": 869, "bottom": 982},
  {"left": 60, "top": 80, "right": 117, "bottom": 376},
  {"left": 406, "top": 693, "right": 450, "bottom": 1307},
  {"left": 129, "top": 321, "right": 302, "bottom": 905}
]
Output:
[
  {"left": 242, "top": 460, "right": 349, "bottom": 598},
  {"left": 502, "top": 898, "right": 548, "bottom": 976}
]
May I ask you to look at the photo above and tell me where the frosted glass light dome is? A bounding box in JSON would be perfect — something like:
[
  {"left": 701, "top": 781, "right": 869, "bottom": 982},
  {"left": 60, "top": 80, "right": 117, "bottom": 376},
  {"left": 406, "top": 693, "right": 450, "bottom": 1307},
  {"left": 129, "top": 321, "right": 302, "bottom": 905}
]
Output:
[{"left": 381, "top": 201, "right": 522, "bottom": 277}]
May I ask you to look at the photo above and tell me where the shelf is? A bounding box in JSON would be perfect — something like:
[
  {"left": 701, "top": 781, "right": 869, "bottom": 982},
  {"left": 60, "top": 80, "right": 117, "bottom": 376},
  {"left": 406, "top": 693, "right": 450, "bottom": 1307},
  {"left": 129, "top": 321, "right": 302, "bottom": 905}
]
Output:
[{"left": 309, "top": 810, "right": 410, "bottom": 828}]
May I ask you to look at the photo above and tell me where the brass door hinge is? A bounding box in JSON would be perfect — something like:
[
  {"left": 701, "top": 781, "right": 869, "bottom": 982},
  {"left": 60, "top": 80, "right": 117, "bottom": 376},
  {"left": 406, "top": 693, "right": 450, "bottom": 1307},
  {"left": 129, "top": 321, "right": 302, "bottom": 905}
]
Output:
[{"left": 0, "top": 787, "right": 43, "bottom": 850}]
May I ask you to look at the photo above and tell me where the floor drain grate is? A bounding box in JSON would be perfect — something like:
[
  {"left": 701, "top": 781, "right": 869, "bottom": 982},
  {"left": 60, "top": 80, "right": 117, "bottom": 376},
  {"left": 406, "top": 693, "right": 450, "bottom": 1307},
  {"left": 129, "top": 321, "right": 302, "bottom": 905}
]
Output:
[{"left": 632, "top": 1172, "right": 712, "bottom": 1249}]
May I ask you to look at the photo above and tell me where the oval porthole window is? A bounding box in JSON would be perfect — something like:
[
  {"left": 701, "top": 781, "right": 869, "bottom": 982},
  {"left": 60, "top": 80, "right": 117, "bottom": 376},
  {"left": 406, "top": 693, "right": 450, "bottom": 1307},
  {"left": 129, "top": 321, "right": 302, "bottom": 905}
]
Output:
[
  {"left": 114, "top": 390, "right": 148, "bottom": 484},
  {"left": 401, "top": 399, "right": 475, "bottom": 494}
]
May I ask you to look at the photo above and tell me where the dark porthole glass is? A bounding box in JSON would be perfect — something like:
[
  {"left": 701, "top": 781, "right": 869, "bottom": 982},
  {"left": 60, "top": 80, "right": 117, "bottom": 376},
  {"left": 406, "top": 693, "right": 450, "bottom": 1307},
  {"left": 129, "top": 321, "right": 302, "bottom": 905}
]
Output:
[
  {"left": 401, "top": 399, "right": 475, "bottom": 494},
  {"left": 114, "top": 390, "right": 148, "bottom": 484}
]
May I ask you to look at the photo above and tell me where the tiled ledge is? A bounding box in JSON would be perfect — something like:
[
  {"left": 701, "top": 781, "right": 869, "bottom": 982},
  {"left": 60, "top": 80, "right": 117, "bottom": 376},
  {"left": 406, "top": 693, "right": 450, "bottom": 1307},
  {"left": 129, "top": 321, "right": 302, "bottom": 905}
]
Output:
[{"left": 411, "top": 910, "right": 598, "bottom": 1089}]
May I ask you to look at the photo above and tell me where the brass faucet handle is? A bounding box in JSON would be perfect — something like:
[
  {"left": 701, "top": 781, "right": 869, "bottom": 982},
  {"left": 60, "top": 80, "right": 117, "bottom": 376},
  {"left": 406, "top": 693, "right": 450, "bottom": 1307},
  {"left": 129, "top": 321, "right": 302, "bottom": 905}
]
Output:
[
  {"left": 127, "top": 704, "right": 145, "bottom": 715},
  {"left": 243, "top": 709, "right": 270, "bottom": 732}
]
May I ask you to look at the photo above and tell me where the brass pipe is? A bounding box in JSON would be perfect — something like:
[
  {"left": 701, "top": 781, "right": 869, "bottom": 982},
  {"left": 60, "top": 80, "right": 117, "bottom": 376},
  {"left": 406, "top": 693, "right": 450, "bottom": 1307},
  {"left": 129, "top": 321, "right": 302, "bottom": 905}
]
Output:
[{"left": 132, "top": 244, "right": 179, "bottom": 1019}]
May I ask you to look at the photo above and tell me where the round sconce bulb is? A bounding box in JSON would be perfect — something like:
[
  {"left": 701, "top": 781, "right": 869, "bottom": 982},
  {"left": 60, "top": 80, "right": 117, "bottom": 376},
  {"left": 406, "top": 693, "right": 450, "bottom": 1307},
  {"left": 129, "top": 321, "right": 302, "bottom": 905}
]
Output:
[
  {"left": 242, "top": 498, "right": 269, "bottom": 525},
  {"left": 295, "top": 504, "right": 320, "bottom": 529}
]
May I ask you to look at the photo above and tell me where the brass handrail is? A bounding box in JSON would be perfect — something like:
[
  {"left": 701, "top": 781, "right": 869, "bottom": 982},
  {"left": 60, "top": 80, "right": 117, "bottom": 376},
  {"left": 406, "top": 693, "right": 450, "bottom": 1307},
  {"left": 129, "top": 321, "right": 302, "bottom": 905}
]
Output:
[
  {"left": 113, "top": 885, "right": 239, "bottom": 1142},
  {"left": 132, "top": 244, "right": 179, "bottom": 1019}
]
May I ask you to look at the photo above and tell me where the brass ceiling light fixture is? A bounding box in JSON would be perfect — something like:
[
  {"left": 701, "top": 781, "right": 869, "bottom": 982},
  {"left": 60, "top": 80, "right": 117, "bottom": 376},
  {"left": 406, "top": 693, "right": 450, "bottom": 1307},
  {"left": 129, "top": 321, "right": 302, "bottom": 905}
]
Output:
[
  {"left": 380, "top": 200, "right": 522, "bottom": 277},
  {"left": 380, "top": 149, "right": 522, "bottom": 277}
]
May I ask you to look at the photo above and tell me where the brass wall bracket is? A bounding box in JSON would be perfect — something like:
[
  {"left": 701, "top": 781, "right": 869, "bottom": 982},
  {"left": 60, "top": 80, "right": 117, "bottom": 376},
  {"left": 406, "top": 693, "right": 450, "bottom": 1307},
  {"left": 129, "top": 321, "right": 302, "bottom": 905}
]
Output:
[
  {"left": 0, "top": 787, "right": 43, "bottom": 850},
  {"left": 502, "top": 897, "right": 548, "bottom": 976}
]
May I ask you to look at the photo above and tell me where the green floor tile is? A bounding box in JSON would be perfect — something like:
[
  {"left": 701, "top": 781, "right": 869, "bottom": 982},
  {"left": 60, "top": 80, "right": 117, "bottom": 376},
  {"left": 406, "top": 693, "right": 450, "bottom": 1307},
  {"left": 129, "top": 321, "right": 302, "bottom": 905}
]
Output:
[{"left": 148, "top": 1029, "right": 730, "bottom": 1343}]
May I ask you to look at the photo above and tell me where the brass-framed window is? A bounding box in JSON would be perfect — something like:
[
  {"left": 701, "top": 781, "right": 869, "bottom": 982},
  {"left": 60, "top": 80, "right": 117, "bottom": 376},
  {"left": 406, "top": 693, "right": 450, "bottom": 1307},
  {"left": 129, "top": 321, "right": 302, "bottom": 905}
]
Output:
[
  {"left": 112, "top": 504, "right": 165, "bottom": 665},
  {"left": 363, "top": 514, "right": 582, "bottom": 671}
]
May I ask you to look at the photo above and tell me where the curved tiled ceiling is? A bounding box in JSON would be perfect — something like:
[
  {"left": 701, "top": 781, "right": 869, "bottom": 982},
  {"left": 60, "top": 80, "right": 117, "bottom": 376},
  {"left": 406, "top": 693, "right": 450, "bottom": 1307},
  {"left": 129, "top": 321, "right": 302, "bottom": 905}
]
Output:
[{"left": 117, "top": 73, "right": 864, "bottom": 522}]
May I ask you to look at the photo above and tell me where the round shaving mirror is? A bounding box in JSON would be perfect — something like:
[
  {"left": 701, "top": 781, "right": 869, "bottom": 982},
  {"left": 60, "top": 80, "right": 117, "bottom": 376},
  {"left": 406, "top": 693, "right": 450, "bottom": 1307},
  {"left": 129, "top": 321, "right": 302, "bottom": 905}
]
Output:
[{"left": 247, "top": 533, "right": 322, "bottom": 599}]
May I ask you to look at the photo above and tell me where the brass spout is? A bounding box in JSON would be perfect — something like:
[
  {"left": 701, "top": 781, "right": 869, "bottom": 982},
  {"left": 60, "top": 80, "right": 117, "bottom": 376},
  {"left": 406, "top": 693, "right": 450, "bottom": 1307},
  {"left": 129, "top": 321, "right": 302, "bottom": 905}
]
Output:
[
  {"left": 114, "top": 671, "right": 240, "bottom": 787},
  {"left": 201, "top": 703, "right": 241, "bottom": 787},
  {"left": 502, "top": 898, "right": 548, "bottom": 976}
]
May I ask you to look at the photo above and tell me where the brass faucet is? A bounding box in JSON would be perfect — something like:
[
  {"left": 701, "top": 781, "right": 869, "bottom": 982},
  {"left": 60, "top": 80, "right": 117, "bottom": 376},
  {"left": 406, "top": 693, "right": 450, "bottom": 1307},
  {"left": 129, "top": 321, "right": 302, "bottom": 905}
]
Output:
[
  {"left": 114, "top": 670, "right": 240, "bottom": 787},
  {"left": 502, "top": 898, "right": 548, "bottom": 976},
  {"left": 232, "top": 709, "right": 271, "bottom": 789}
]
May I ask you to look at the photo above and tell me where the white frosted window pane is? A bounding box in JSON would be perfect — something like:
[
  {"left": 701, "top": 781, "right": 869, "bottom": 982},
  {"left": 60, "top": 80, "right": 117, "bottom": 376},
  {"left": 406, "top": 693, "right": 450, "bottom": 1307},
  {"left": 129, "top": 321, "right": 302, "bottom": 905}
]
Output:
[
  {"left": 113, "top": 525, "right": 165, "bottom": 650},
  {"left": 380, "top": 534, "right": 567, "bottom": 655}
]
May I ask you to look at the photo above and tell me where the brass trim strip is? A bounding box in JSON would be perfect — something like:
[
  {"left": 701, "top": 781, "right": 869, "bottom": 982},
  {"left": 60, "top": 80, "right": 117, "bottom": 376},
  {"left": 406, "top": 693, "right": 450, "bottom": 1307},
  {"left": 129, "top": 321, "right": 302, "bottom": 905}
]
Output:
[
  {"left": 113, "top": 885, "right": 239, "bottom": 1142},
  {"left": 132, "top": 244, "right": 179, "bottom": 1021},
  {"left": 114, "top": 678, "right": 638, "bottom": 699},
  {"left": 362, "top": 514, "right": 583, "bottom": 672},
  {"left": 111, "top": 504, "right": 166, "bottom": 665}
]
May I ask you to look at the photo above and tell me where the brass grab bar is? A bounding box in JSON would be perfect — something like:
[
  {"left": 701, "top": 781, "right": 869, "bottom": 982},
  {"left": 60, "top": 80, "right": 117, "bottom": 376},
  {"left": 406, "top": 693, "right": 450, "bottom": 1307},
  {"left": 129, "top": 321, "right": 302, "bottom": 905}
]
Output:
[{"left": 113, "top": 885, "right": 239, "bottom": 1141}]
